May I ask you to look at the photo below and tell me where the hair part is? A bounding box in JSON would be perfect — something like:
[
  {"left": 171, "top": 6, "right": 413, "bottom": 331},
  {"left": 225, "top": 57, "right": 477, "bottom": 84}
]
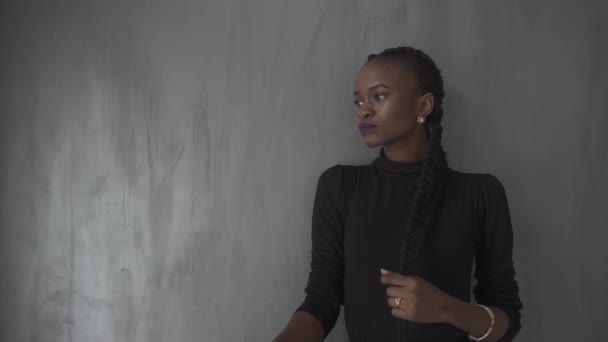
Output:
[{"left": 367, "top": 47, "right": 449, "bottom": 275}]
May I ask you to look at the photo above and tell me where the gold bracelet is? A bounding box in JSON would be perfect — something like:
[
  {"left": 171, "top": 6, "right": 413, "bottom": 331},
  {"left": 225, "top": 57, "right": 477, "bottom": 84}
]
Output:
[{"left": 468, "top": 304, "right": 495, "bottom": 341}]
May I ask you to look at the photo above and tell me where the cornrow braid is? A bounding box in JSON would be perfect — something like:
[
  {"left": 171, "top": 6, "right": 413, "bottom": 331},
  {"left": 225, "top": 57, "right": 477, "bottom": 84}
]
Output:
[{"left": 367, "top": 47, "right": 449, "bottom": 275}]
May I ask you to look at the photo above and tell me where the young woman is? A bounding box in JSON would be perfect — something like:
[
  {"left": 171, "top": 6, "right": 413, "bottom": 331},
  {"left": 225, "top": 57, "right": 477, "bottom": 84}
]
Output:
[{"left": 274, "top": 46, "right": 522, "bottom": 341}]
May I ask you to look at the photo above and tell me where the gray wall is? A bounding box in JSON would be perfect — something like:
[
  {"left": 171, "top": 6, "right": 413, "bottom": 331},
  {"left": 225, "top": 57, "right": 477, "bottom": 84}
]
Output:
[{"left": 1, "top": 0, "right": 606, "bottom": 341}]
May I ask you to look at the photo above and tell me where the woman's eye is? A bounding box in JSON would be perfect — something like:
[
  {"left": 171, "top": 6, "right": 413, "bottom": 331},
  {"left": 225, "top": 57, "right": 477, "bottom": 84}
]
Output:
[
  {"left": 374, "top": 94, "right": 387, "bottom": 101},
  {"left": 353, "top": 100, "right": 363, "bottom": 107}
]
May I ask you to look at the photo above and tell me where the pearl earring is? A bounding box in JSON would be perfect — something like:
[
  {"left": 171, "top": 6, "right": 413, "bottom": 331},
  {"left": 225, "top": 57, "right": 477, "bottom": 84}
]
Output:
[{"left": 416, "top": 116, "right": 426, "bottom": 124}]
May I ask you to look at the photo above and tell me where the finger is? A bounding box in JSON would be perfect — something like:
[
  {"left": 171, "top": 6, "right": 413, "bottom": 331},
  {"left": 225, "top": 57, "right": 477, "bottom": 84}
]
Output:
[
  {"left": 380, "top": 273, "right": 414, "bottom": 286},
  {"left": 386, "top": 286, "right": 409, "bottom": 298},
  {"left": 387, "top": 296, "right": 406, "bottom": 309},
  {"left": 391, "top": 307, "right": 411, "bottom": 321},
  {"left": 380, "top": 268, "right": 392, "bottom": 275}
]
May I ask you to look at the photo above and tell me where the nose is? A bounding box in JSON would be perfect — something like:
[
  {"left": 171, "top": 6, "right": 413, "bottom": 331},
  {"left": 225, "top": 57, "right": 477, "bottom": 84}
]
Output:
[{"left": 357, "top": 104, "right": 374, "bottom": 121}]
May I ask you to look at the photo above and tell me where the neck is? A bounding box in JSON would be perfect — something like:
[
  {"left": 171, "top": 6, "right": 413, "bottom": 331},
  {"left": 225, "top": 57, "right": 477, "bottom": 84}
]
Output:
[{"left": 383, "top": 132, "right": 429, "bottom": 162}]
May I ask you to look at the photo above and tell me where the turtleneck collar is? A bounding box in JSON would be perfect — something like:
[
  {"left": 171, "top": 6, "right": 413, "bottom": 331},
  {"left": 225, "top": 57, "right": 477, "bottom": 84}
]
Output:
[{"left": 372, "top": 147, "right": 425, "bottom": 175}]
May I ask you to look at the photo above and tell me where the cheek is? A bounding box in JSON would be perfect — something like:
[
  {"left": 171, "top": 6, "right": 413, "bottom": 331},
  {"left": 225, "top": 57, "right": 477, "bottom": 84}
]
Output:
[{"left": 378, "top": 100, "right": 416, "bottom": 128}]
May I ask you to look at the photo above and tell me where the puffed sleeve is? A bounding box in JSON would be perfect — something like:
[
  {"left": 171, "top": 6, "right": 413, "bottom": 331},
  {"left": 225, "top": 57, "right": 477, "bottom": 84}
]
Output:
[
  {"left": 473, "top": 174, "right": 523, "bottom": 341},
  {"left": 295, "top": 165, "right": 346, "bottom": 337}
]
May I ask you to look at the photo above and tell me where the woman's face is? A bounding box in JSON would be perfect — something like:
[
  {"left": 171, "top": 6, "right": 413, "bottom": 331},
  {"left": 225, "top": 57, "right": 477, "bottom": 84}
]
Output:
[{"left": 353, "top": 59, "right": 430, "bottom": 148}]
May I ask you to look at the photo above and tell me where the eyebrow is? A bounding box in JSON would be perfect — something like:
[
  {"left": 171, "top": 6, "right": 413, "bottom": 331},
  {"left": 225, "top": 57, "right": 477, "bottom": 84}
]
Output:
[{"left": 353, "top": 83, "right": 392, "bottom": 96}]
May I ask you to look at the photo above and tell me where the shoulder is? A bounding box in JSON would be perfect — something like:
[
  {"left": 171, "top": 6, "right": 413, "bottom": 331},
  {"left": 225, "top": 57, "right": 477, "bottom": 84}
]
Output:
[
  {"left": 446, "top": 168, "right": 506, "bottom": 193},
  {"left": 315, "top": 163, "right": 372, "bottom": 207},
  {"left": 444, "top": 170, "right": 513, "bottom": 241},
  {"left": 445, "top": 168, "right": 510, "bottom": 212},
  {"left": 317, "top": 162, "right": 372, "bottom": 188}
]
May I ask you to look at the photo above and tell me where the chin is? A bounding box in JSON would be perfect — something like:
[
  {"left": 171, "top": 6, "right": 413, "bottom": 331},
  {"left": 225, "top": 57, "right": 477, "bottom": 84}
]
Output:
[{"left": 361, "top": 135, "right": 383, "bottom": 148}]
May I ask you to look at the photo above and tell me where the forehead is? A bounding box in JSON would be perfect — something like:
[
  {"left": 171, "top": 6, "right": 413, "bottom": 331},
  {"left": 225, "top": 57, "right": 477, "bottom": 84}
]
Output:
[{"left": 355, "top": 59, "right": 416, "bottom": 91}]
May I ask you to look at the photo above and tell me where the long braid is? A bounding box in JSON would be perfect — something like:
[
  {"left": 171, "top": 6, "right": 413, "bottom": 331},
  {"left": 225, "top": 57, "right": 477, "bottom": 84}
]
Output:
[{"left": 368, "top": 47, "right": 449, "bottom": 275}]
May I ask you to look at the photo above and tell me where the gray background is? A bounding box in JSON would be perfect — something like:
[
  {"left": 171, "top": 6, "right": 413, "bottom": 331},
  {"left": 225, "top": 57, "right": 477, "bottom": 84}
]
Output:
[{"left": 1, "top": 0, "right": 607, "bottom": 341}]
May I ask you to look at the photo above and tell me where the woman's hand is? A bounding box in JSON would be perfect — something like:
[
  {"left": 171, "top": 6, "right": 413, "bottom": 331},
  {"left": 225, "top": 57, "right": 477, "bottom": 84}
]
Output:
[{"left": 379, "top": 268, "right": 456, "bottom": 324}]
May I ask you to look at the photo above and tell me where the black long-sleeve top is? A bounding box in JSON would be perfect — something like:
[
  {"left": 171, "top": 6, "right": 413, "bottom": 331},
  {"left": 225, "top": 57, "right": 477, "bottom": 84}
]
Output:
[{"left": 296, "top": 149, "right": 522, "bottom": 341}]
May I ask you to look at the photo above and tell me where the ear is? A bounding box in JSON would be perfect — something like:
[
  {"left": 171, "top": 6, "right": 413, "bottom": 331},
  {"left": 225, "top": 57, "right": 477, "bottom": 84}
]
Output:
[{"left": 417, "top": 92, "right": 434, "bottom": 118}]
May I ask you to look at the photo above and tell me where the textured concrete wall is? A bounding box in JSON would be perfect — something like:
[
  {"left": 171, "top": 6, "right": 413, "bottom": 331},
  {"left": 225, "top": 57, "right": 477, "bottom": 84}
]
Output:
[{"left": 0, "top": 1, "right": 606, "bottom": 341}]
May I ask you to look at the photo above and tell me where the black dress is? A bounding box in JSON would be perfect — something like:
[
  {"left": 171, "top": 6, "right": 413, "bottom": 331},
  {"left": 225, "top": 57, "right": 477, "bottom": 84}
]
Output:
[{"left": 296, "top": 149, "right": 523, "bottom": 341}]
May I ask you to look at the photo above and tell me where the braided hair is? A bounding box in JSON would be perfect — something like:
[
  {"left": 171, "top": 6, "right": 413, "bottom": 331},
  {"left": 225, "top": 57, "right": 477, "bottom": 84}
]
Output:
[{"left": 367, "top": 47, "right": 449, "bottom": 275}]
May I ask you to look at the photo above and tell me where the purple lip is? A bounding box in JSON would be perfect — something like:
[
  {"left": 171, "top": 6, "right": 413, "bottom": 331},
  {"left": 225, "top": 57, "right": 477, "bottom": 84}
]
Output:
[{"left": 359, "top": 122, "right": 377, "bottom": 134}]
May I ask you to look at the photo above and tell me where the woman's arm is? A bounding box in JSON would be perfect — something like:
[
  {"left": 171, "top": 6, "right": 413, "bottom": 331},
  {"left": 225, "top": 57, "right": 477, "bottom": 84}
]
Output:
[
  {"left": 273, "top": 311, "right": 325, "bottom": 342},
  {"left": 273, "top": 165, "right": 347, "bottom": 341},
  {"left": 471, "top": 174, "right": 523, "bottom": 341},
  {"left": 380, "top": 271, "right": 509, "bottom": 341},
  {"left": 380, "top": 173, "right": 522, "bottom": 341},
  {"left": 444, "top": 298, "right": 510, "bottom": 341}
]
